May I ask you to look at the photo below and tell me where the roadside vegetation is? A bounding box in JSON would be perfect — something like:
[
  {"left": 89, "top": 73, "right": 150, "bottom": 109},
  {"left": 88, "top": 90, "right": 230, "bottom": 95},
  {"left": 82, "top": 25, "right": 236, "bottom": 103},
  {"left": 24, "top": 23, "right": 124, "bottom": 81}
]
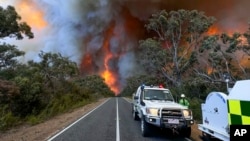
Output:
[{"left": 0, "top": 6, "right": 114, "bottom": 131}]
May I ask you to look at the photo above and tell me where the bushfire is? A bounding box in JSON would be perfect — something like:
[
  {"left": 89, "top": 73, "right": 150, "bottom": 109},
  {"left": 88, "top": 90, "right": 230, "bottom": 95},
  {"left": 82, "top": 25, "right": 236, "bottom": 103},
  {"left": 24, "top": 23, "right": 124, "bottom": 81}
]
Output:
[
  {"left": 16, "top": 0, "right": 47, "bottom": 29},
  {"left": 2, "top": 0, "right": 250, "bottom": 95}
]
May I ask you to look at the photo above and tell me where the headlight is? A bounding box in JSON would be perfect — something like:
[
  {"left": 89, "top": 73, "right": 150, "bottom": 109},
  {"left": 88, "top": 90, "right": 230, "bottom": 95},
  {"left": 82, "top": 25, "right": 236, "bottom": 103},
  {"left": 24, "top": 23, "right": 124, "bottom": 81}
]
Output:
[
  {"left": 146, "top": 108, "right": 159, "bottom": 116},
  {"left": 182, "top": 109, "right": 193, "bottom": 119}
]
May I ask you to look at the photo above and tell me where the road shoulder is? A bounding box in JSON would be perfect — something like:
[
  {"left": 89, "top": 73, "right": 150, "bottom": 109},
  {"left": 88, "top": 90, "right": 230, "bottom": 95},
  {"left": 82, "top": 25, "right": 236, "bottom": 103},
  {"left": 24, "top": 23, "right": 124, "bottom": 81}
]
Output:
[{"left": 0, "top": 98, "right": 108, "bottom": 141}]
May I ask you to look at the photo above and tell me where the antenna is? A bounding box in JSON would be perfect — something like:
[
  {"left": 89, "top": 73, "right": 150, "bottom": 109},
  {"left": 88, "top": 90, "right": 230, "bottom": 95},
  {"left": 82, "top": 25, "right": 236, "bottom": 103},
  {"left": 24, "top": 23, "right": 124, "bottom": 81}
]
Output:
[{"left": 223, "top": 73, "right": 231, "bottom": 94}]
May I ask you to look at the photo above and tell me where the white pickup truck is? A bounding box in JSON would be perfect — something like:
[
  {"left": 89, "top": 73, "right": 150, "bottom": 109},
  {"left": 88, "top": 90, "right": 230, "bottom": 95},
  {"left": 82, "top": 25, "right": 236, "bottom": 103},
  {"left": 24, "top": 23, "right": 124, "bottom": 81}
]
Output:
[{"left": 132, "top": 85, "right": 194, "bottom": 137}]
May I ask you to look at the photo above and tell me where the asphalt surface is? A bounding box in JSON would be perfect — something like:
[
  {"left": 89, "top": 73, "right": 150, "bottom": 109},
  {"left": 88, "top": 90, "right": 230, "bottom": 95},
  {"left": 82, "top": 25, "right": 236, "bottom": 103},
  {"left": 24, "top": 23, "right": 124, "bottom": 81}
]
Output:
[{"left": 47, "top": 97, "right": 192, "bottom": 141}]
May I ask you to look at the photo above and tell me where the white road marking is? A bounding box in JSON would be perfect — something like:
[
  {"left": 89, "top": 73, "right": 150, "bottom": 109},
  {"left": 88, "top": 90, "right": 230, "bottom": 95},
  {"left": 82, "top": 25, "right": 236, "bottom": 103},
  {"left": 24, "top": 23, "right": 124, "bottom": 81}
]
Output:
[
  {"left": 185, "top": 137, "right": 193, "bottom": 141},
  {"left": 116, "top": 97, "right": 120, "bottom": 141},
  {"left": 47, "top": 98, "right": 110, "bottom": 141}
]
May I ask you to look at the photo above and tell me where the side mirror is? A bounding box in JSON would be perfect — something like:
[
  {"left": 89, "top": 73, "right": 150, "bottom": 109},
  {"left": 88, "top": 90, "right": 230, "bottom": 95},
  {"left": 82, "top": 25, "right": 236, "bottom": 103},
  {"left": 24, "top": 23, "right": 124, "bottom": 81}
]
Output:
[
  {"left": 140, "top": 84, "right": 145, "bottom": 90},
  {"left": 140, "top": 100, "right": 145, "bottom": 106},
  {"left": 134, "top": 96, "right": 139, "bottom": 100}
]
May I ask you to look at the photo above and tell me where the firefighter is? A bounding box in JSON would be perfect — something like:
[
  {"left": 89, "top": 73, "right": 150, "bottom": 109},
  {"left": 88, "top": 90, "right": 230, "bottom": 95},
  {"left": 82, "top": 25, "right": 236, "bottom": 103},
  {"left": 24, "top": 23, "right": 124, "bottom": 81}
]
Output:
[{"left": 179, "top": 94, "right": 190, "bottom": 108}]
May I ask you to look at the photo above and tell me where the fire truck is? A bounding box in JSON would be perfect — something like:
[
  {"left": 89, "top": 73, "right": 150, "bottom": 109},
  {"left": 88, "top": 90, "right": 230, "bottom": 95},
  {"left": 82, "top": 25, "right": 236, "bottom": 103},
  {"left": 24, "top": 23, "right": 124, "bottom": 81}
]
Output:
[{"left": 198, "top": 79, "right": 250, "bottom": 140}]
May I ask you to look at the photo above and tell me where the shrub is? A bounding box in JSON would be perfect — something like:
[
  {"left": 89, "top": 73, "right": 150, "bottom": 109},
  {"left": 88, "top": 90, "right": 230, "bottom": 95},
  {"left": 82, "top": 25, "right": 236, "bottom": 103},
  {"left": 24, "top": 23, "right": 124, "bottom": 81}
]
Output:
[{"left": 0, "top": 111, "right": 20, "bottom": 130}]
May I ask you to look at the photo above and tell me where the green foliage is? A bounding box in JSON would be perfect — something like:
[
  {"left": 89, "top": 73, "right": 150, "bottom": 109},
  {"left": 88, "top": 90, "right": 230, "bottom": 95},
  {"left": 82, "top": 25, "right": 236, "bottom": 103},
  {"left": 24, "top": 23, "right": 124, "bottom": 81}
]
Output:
[
  {"left": 26, "top": 115, "right": 41, "bottom": 125},
  {"left": 221, "top": 33, "right": 241, "bottom": 53},
  {"left": 0, "top": 73, "right": 112, "bottom": 130},
  {"left": 0, "top": 111, "right": 20, "bottom": 130},
  {"left": 242, "top": 24, "right": 250, "bottom": 56},
  {"left": 0, "top": 5, "right": 115, "bottom": 131},
  {"left": 74, "top": 75, "right": 114, "bottom": 98},
  {"left": 39, "top": 91, "right": 91, "bottom": 120},
  {"left": 189, "top": 97, "right": 203, "bottom": 121},
  {"left": 0, "top": 50, "right": 113, "bottom": 129},
  {"left": 29, "top": 74, "right": 113, "bottom": 122},
  {"left": 0, "top": 44, "right": 25, "bottom": 70},
  {"left": 47, "top": 94, "right": 75, "bottom": 116},
  {"left": 0, "top": 79, "right": 19, "bottom": 105},
  {"left": 37, "top": 51, "right": 79, "bottom": 80},
  {"left": 137, "top": 38, "right": 166, "bottom": 76},
  {"left": 141, "top": 9, "right": 216, "bottom": 87},
  {"left": 0, "top": 6, "right": 33, "bottom": 40},
  {"left": 183, "top": 78, "right": 226, "bottom": 100},
  {"left": 11, "top": 76, "right": 44, "bottom": 117},
  {"left": 198, "top": 32, "right": 250, "bottom": 81},
  {"left": 24, "top": 52, "right": 80, "bottom": 97},
  {"left": 0, "top": 5, "right": 33, "bottom": 77}
]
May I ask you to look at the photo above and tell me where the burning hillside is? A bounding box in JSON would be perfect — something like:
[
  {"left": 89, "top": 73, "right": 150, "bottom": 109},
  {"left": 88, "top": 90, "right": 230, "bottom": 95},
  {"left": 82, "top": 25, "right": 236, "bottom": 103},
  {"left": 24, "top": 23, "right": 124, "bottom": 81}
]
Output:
[{"left": 1, "top": 0, "right": 250, "bottom": 94}]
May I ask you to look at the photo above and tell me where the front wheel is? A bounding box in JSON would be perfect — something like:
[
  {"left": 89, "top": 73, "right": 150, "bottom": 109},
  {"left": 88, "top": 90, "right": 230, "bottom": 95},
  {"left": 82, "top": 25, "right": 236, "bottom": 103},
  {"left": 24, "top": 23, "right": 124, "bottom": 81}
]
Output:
[
  {"left": 132, "top": 108, "right": 139, "bottom": 120},
  {"left": 141, "top": 116, "right": 150, "bottom": 137},
  {"left": 180, "top": 127, "right": 191, "bottom": 138}
]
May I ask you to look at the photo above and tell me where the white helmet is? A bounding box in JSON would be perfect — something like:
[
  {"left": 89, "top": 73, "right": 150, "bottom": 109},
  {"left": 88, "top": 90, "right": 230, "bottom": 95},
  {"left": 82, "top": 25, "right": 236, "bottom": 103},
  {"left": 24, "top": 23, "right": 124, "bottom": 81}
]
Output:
[{"left": 181, "top": 94, "right": 185, "bottom": 98}]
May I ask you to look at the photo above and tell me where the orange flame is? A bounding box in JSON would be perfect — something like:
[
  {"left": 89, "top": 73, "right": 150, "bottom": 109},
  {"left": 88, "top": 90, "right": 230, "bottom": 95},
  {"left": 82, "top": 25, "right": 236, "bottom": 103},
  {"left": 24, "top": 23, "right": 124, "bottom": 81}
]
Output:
[
  {"left": 100, "top": 24, "right": 119, "bottom": 94},
  {"left": 207, "top": 25, "right": 220, "bottom": 35},
  {"left": 207, "top": 67, "right": 213, "bottom": 75},
  {"left": 16, "top": 0, "right": 47, "bottom": 29},
  {"left": 240, "top": 57, "right": 250, "bottom": 66}
]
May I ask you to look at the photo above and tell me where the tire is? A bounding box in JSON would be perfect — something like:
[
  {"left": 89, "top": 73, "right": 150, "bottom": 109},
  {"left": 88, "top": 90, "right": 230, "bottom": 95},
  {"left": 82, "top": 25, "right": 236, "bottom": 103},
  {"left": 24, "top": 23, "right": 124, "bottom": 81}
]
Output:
[
  {"left": 141, "top": 115, "right": 150, "bottom": 137},
  {"left": 180, "top": 127, "right": 191, "bottom": 138},
  {"left": 201, "top": 131, "right": 214, "bottom": 141},
  {"left": 132, "top": 108, "right": 139, "bottom": 120}
]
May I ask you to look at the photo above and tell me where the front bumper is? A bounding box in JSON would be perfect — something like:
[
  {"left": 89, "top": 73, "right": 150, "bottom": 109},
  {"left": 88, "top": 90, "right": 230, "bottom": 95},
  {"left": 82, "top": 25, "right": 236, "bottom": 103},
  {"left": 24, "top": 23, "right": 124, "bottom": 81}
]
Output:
[{"left": 144, "top": 115, "right": 194, "bottom": 129}]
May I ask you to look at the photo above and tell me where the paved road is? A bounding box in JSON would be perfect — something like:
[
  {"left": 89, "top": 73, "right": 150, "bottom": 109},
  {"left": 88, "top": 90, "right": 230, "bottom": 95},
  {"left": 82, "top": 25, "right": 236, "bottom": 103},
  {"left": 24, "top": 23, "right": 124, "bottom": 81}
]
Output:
[{"left": 47, "top": 97, "right": 192, "bottom": 141}]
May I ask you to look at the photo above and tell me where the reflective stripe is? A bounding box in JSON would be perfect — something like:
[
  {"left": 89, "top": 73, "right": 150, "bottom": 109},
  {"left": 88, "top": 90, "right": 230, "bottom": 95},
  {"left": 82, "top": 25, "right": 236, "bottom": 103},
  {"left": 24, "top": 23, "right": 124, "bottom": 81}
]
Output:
[
  {"left": 242, "top": 116, "right": 250, "bottom": 124},
  {"left": 228, "top": 99, "right": 250, "bottom": 125},
  {"left": 228, "top": 100, "right": 241, "bottom": 115}
]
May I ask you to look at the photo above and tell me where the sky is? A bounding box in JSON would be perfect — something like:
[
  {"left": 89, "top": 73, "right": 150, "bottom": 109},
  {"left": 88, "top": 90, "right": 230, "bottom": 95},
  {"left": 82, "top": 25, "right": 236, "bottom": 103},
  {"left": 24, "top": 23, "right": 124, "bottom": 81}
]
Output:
[{"left": 1, "top": 0, "right": 250, "bottom": 93}]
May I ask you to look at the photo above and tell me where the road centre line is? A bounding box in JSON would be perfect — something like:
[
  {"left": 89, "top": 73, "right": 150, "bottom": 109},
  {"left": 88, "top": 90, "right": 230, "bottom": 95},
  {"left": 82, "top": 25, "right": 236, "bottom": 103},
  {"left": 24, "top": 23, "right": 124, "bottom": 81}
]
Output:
[
  {"left": 185, "top": 137, "right": 193, "bottom": 141},
  {"left": 47, "top": 98, "right": 110, "bottom": 141},
  {"left": 116, "top": 97, "right": 120, "bottom": 141}
]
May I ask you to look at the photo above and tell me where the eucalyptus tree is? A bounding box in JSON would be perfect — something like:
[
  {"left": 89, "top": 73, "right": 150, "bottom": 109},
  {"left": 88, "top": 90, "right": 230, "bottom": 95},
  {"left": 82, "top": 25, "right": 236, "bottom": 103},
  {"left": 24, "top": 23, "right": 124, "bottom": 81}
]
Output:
[
  {"left": 0, "top": 6, "right": 33, "bottom": 40},
  {"left": 197, "top": 28, "right": 250, "bottom": 83},
  {"left": 242, "top": 24, "right": 250, "bottom": 56},
  {"left": 37, "top": 51, "right": 79, "bottom": 81},
  {"left": 0, "top": 44, "right": 25, "bottom": 71},
  {"left": 27, "top": 51, "right": 79, "bottom": 95},
  {"left": 139, "top": 9, "right": 215, "bottom": 86},
  {"left": 0, "top": 5, "right": 33, "bottom": 71},
  {"left": 138, "top": 38, "right": 166, "bottom": 77},
  {"left": 0, "top": 5, "right": 34, "bottom": 116}
]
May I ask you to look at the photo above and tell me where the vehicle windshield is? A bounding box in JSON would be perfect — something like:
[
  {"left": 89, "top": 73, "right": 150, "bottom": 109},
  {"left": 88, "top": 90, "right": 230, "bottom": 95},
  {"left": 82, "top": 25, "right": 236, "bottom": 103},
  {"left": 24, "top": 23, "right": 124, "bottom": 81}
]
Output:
[{"left": 143, "top": 89, "right": 174, "bottom": 101}]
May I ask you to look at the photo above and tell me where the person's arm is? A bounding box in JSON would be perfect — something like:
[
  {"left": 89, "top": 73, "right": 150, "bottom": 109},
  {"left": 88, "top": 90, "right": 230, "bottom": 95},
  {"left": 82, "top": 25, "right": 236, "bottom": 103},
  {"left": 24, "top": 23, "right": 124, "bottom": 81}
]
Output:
[
  {"left": 178, "top": 99, "right": 181, "bottom": 104},
  {"left": 179, "top": 99, "right": 183, "bottom": 104},
  {"left": 186, "top": 99, "right": 190, "bottom": 106}
]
